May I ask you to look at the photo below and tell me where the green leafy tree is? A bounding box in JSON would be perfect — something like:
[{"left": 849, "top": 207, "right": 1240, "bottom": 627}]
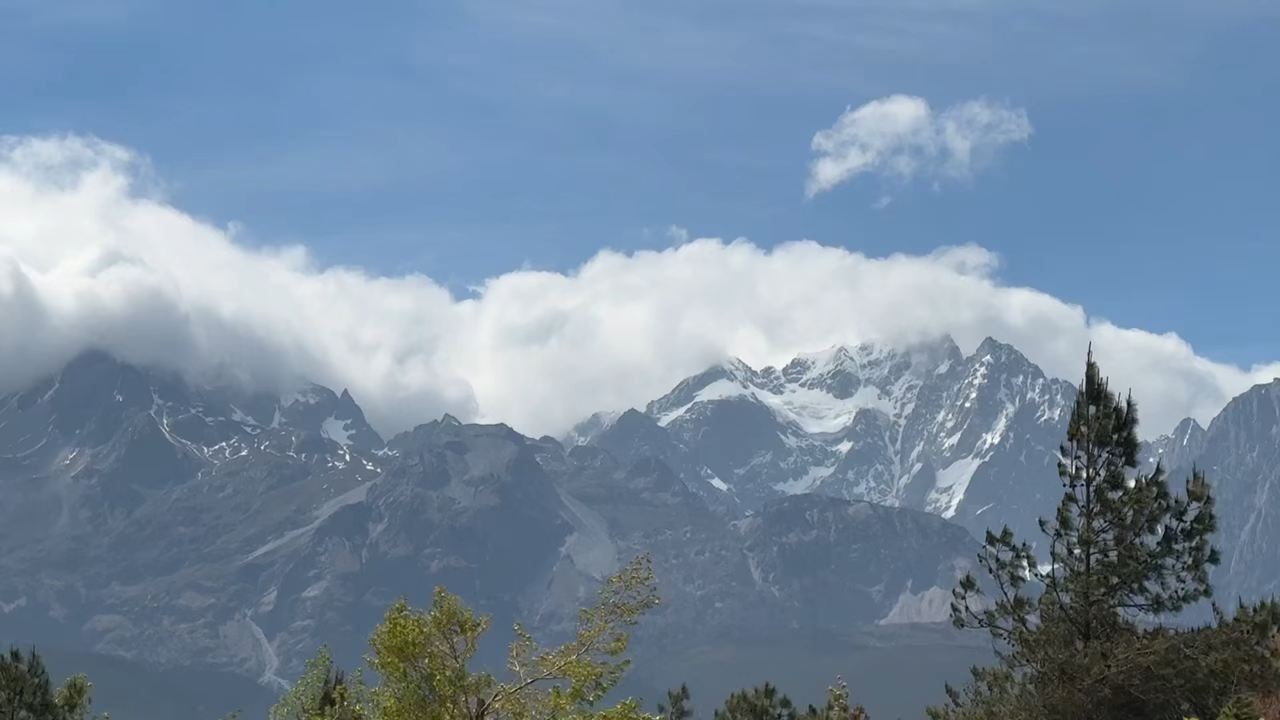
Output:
[
  {"left": 657, "top": 684, "right": 692, "bottom": 720},
  {"left": 315, "top": 668, "right": 367, "bottom": 720},
  {"left": 270, "top": 646, "right": 370, "bottom": 720},
  {"left": 934, "top": 349, "right": 1280, "bottom": 720},
  {"left": 364, "top": 554, "right": 658, "bottom": 720}
]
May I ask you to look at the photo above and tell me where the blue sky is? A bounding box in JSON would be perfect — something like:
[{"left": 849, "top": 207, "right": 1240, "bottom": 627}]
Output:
[{"left": 1, "top": 0, "right": 1277, "bottom": 368}]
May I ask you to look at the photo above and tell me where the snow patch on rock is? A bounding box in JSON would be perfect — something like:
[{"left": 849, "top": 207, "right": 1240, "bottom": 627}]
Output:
[
  {"left": 321, "top": 415, "right": 354, "bottom": 447},
  {"left": 878, "top": 585, "right": 952, "bottom": 624},
  {"left": 928, "top": 455, "right": 984, "bottom": 518}
]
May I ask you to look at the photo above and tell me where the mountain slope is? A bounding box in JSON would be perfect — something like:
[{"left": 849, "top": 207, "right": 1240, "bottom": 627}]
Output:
[
  {"left": 6, "top": 344, "right": 1273, "bottom": 710},
  {"left": 0, "top": 351, "right": 983, "bottom": 694},
  {"left": 0, "top": 351, "right": 388, "bottom": 685},
  {"left": 1162, "top": 380, "right": 1280, "bottom": 605}
]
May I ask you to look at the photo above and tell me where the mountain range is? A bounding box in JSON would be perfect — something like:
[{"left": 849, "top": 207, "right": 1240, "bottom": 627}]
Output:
[
  {"left": 0, "top": 338, "right": 1275, "bottom": 717},
  {"left": 571, "top": 336, "right": 1073, "bottom": 545}
]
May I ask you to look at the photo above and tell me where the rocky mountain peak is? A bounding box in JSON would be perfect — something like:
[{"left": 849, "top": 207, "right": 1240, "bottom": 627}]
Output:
[
  {"left": 275, "top": 383, "right": 383, "bottom": 452},
  {"left": 575, "top": 335, "right": 1075, "bottom": 541},
  {"left": 1141, "top": 417, "right": 1208, "bottom": 475},
  {"left": 562, "top": 410, "right": 622, "bottom": 447},
  {"left": 0, "top": 351, "right": 389, "bottom": 482},
  {"left": 973, "top": 335, "right": 1022, "bottom": 360},
  {"left": 1208, "top": 377, "right": 1280, "bottom": 435}
]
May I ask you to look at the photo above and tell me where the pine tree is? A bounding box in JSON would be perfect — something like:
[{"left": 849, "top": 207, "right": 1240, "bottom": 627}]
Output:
[
  {"left": 0, "top": 646, "right": 99, "bottom": 720},
  {"left": 803, "top": 678, "right": 870, "bottom": 720},
  {"left": 0, "top": 646, "right": 59, "bottom": 720},
  {"left": 657, "top": 684, "right": 692, "bottom": 720},
  {"left": 934, "top": 348, "right": 1278, "bottom": 720},
  {"left": 712, "top": 684, "right": 797, "bottom": 720}
]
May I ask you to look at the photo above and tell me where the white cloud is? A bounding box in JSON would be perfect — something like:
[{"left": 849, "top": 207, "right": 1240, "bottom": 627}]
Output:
[
  {"left": 1, "top": 135, "right": 1276, "bottom": 438},
  {"left": 806, "top": 94, "right": 1032, "bottom": 197},
  {"left": 665, "top": 225, "right": 692, "bottom": 245}
]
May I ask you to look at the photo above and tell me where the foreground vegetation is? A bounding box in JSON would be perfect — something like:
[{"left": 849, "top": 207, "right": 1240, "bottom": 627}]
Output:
[
  {"left": 4, "top": 352, "right": 1279, "bottom": 720},
  {"left": 931, "top": 350, "right": 1280, "bottom": 719},
  {"left": 0, "top": 647, "right": 99, "bottom": 720}
]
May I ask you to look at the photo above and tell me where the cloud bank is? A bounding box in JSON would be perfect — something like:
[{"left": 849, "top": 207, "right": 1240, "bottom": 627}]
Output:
[
  {"left": 2, "top": 135, "right": 1275, "bottom": 438},
  {"left": 807, "top": 95, "right": 1032, "bottom": 197}
]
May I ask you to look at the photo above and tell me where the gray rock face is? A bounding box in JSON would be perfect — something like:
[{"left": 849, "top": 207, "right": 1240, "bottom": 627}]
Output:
[
  {"left": 733, "top": 495, "right": 977, "bottom": 628},
  {"left": 1142, "top": 381, "right": 1280, "bottom": 606},
  {"left": 6, "top": 344, "right": 1272, "bottom": 697},
  {"left": 0, "top": 351, "right": 981, "bottom": 690},
  {"left": 575, "top": 335, "right": 1076, "bottom": 543},
  {"left": 0, "top": 351, "right": 386, "bottom": 686},
  {"left": 1140, "top": 417, "right": 1208, "bottom": 476}
]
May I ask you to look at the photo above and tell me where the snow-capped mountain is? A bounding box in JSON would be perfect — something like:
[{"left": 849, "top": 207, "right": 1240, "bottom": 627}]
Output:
[
  {"left": 0, "top": 350, "right": 385, "bottom": 537},
  {"left": 2, "top": 345, "right": 1275, "bottom": 705},
  {"left": 571, "top": 333, "right": 1280, "bottom": 611},
  {"left": 573, "top": 335, "right": 1075, "bottom": 542},
  {"left": 0, "top": 350, "right": 980, "bottom": 694}
]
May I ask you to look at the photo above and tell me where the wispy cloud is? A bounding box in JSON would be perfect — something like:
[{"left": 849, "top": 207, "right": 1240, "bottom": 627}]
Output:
[{"left": 806, "top": 94, "right": 1031, "bottom": 198}]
